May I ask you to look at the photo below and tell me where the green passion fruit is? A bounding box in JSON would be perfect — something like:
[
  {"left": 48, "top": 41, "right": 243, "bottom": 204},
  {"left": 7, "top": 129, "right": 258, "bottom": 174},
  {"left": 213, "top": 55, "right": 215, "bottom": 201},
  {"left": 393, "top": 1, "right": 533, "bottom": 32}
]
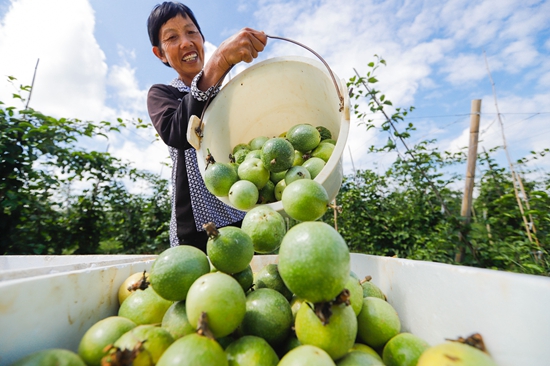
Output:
[
  {"left": 417, "top": 341, "right": 497, "bottom": 366},
  {"left": 311, "top": 142, "right": 335, "bottom": 163},
  {"left": 228, "top": 180, "right": 259, "bottom": 211},
  {"left": 258, "top": 179, "right": 276, "bottom": 204},
  {"left": 278, "top": 221, "right": 350, "bottom": 303},
  {"left": 185, "top": 272, "right": 246, "bottom": 339},
  {"left": 118, "top": 271, "right": 149, "bottom": 306},
  {"left": 261, "top": 137, "right": 295, "bottom": 173},
  {"left": 157, "top": 333, "right": 228, "bottom": 366},
  {"left": 278, "top": 345, "right": 336, "bottom": 366},
  {"left": 245, "top": 149, "right": 263, "bottom": 160},
  {"left": 284, "top": 165, "right": 311, "bottom": 185},
  {"left": 12, "top": 349, "right": 86, "bottom": 366},
  {"left": 237, "top": 157, "right": 270, "bottom": 190},
  {"left": 205, "top": 225, "right": 254, "bottom": 275},
  {"left": 295, "top": 302, "right": 357, "bottom": 360},
  {"left": 290, "top": 296, "right": 305, "bottom": 321},
  {"left": 225, "top": 335, "right": 279, "bottom": 366},
  {"left": 279, "top": 333, "right": 302, "bottom": 357},
  {"left": 204, "top": 160, "right": 239, "bottom": 197},
  {"left": 286, "top": 123, "right": 321, "bottom": 152},
  {"left": 382, "top": 332, "right": 430, "bottom": 366},
  {"left": 249, "top": 136, "right": 270, "bottom": 150},
  {"left": 293, "top": 150, "right": 305, "bottom": 166},
  {"left": 336, "top": 351, "right": 385, "bottom": 366},
  {"left": 254, "top": 263, "right": 293, "bottom": 300},
  {"left": 231, "top": 265, "right": 254, "bottom": 292},
  {"left": 233, "top": 148, "right": 250, "bottom": 164},
  {"left": 78, "top": 316, "right": 137, "bottom": 366},
  {"left": 346, "top": 275, "right": 364, "bottom": 316},
  {"left": 270, "top": 169, "right": 287, "bottom": 184},
  {"left": 241, "top": 206, "right": 286, "bottom": 254},
  {"left": 149, "top": 245, "right": 210, "bottom": 302},
  {"left": 161, "top": 301, "right": 196, "bottom": 340},
  {"left": 361, "top": 276, "right": 386, "bottom": 300},
  {"left": 351, "top": 343, "right": 383, "bottom": 361},
  {"left": 118, "top": 286, "right": 173, "bottom": 325},
  {"left": 357, "top": 297, "right": 401, "bottom": 349},
  {"left": 301, "top": 157, "right": 326, "bottom": 179},
  {"left": 110, "top": 324, "right": 174, "bottom": 366},
  {"left": 240, "top": 288, "right": 294, "bottom": 349},
  {"left": 281, "top": 179, "right": 329, "bottom": 222},
  {"left": 233, "top": 143, "right": 251, "bottom": 155},
  {"left": 274, "top": 179, "right": 287, "bottom": 201}
]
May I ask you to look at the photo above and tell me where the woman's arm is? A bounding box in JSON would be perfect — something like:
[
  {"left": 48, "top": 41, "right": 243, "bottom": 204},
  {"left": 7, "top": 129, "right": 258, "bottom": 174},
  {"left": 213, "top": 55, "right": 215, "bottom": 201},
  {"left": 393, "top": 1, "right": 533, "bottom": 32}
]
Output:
[
  {"left": 147, "top": 84, "right": 205, "bottom": 150},
  {"left": 197, "top": 28, "right": 267, "bottom": 92}
]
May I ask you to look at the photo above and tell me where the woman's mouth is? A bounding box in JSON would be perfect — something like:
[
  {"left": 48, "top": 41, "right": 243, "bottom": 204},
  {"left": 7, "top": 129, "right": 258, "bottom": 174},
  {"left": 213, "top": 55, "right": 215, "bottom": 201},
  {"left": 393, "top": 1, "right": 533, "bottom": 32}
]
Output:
[{"left": 182, "top": 52, "right": 198, "bottom": 62}]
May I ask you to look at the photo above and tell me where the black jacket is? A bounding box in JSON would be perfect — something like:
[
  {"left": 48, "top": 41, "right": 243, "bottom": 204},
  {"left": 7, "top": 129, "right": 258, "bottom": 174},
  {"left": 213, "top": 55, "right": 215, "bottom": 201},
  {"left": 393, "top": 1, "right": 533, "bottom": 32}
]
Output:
[{"left": 147, "top": 84, "right": 206, "bottom": 244}]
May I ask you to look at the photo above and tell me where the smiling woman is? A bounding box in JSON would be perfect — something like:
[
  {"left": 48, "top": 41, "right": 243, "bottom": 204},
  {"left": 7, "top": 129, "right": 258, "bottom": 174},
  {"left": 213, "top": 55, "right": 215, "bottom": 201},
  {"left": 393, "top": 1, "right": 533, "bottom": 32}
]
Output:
[{"left": 145, "top": 1, "right": 268, "bottom": 252}]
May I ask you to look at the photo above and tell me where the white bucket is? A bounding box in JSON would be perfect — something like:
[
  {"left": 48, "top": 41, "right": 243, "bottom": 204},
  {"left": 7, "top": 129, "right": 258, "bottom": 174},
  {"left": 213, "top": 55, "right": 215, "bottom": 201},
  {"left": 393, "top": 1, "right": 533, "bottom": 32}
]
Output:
[{"left": 192, "top": 55, "right": 350, "bottom": 215}]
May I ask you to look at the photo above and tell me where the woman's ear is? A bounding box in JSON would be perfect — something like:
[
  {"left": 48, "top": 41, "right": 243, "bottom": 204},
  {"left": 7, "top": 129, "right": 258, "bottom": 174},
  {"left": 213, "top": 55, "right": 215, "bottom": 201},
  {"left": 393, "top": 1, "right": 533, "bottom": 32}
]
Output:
[{"left": 153, "top": 46, "right": 167, "bottom": 63}]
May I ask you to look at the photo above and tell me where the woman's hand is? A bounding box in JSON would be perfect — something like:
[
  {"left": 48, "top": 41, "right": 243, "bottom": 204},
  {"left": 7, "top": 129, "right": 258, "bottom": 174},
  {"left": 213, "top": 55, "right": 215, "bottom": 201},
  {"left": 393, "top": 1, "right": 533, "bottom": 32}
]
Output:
[
  {"left": 199, "top": 28, "right": 268, "bottom": 90},
  {"left": 217, "top": 28, "right": 267, "bottom": 65}
]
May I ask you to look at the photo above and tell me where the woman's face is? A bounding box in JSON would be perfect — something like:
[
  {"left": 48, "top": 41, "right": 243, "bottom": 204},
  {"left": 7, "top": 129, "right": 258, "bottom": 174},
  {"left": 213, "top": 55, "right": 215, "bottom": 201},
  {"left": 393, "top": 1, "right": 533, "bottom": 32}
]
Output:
[{"left": 153, "top": 13, "right": 205, "bottom": 86}]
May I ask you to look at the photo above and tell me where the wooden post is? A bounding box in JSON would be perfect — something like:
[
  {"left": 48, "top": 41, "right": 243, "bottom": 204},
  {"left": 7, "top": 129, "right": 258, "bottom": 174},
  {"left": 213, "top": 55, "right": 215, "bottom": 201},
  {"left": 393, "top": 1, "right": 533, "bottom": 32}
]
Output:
[{"left": 456, "top": 99, "right": 481, "bottom": 262}]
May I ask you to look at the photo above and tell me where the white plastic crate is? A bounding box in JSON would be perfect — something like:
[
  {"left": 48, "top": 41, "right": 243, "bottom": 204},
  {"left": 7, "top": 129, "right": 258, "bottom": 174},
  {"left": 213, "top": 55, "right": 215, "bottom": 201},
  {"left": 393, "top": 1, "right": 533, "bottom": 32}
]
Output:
[
  {"left": 0, "top": 255, "right": 157, "bottom": 281},
  {"left": 1, "top": 254, "right": 549, "bottom": 366},
  {"left": 0, "top": 255, "right": 156, "bottom": 365}
]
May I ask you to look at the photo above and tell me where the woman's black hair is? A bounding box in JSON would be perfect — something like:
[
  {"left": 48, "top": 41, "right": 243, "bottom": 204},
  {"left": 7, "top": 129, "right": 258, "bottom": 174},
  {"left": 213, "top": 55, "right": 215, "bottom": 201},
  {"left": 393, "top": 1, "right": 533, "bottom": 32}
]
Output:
[{"left": 147, "top": 2, "right": 204, "bottom": 67}]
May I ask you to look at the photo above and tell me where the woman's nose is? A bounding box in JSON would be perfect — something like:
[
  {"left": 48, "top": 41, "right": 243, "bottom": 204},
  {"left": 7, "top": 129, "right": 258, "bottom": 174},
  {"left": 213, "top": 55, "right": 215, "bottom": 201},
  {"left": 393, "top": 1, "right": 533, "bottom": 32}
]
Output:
[{"left": 179, "top": 35, "right": 194, "bottom": 49}]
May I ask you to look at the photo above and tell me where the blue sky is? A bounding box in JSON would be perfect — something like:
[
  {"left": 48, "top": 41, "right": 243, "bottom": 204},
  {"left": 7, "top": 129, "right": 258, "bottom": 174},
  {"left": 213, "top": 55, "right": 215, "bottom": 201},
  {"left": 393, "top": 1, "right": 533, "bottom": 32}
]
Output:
[{"left": 1, "top": 0, "right": 549, "bottom": 188}]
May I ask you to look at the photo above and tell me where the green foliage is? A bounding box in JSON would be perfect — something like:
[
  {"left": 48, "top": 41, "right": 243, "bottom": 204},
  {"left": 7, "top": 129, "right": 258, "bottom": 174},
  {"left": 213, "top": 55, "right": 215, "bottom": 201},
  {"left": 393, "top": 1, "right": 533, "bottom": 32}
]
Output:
[
  {"left": 1, "top": 78, "right": 169, "bottom": 255},
  {"left": 3, "top": 64, "right": 549, "bottom": 278},
  {"left": 323, "top": 58, "right": 549, "bottom": 276}
]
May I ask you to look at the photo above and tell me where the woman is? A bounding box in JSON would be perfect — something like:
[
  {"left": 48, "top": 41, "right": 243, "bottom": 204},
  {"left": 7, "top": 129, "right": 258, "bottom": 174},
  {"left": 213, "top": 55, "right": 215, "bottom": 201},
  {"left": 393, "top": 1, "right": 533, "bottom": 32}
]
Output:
[{"left": 146, "top": 2, "right": 267, "bottom": 251}]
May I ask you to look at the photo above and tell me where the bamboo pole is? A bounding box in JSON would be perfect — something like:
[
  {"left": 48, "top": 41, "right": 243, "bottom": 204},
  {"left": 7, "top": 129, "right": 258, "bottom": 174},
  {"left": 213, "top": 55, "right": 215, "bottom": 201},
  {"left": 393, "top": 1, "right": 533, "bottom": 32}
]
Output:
[
  {"left": 461, "top": 99, "right": 482, "bottom": 221},
  {"left": 483, "top": 52, "right": 534, "bottom": 244},
  {"left": 456, "top": 99, "right": 481, "bottom": 263},
  {"left": 514, "top": 170, "right": 540, "bottom": 246}
]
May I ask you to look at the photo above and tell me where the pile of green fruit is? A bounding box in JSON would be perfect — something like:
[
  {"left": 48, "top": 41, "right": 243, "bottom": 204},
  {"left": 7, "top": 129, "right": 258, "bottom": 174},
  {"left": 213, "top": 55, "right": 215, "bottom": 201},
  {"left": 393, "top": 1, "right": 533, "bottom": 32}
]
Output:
[
  {"left": 204, "top": 123, "right": 336, "bottom": 221},
  {"left": 12, "top": 206, "right": 498, "bottom": 366}
]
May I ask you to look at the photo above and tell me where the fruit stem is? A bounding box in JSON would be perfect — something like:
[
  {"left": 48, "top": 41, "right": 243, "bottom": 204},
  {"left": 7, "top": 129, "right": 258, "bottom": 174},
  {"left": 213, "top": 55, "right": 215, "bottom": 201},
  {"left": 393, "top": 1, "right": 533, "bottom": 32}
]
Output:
[
  {"left": 312, "top": 288, "right": 353, "bottom": 325},
  {"left": 205, "top": 148, "right": 216, "bottom": 170},
  {"left": 313, "top": 301, "right": 333, "bottom": 326},
  {"left": 333, "top": 289, "right": 351, "bottom": 306},
  {"left": 360, "top": 275, "right": 373, "bottom": 285},
  {"left": 447, "top": 333, "right": 489, "bottom": 354},
  {"left": 197, "top": 312, "right": 216, "bottom": 340},
  {"left": 203, "top": 222, "right": 220, "bottom": 239},
  {"left": 127, "top": 270, "right": 150, "bottom": 292},
  {"left": 101, "top": 341, "right": 146, "bottom": 366}
]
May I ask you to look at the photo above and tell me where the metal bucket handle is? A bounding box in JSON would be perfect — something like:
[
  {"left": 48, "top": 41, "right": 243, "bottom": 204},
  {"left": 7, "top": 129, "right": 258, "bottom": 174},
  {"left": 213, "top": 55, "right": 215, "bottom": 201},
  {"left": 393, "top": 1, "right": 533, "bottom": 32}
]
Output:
[{"left": 188, "top": 35, "right": 344, "bottom": 150}]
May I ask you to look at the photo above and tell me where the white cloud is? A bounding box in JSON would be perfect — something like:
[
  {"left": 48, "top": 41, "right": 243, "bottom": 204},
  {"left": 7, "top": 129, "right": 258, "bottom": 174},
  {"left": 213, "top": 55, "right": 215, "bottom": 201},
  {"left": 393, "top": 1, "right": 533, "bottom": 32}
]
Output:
[
  {"left": 106, "top": 47, "right": 148, "bottom": 117},
  {"left": 441, "top": 53, "right": 490, "bottom": 85},
  {"left": 0, "top": 0, "right": 109, "bottom": 121},
  {"left": 249, "top": 0, "right": 549, "bottom": 175},
  {"left": 1, "top": 0, "right": 548, "bottom": 183},
  {"left": 501, "top": 40, "right": 540, "bottom": 71}
]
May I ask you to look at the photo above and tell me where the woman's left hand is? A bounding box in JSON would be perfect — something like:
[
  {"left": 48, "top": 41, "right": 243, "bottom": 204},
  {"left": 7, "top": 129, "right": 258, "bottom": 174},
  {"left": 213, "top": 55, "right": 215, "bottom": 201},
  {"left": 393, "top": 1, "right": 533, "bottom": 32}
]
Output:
[{"left": 200, "top": 28, "right": 268, "bottom": 89}]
